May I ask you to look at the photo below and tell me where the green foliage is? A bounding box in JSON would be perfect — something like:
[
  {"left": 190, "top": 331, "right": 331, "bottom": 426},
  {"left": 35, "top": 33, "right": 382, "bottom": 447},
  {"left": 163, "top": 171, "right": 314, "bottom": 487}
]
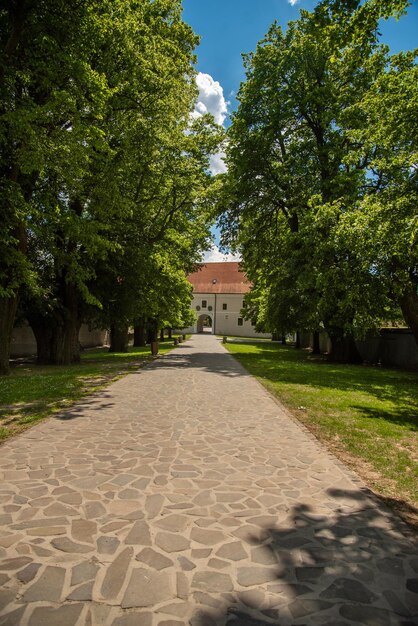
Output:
[
  {"left": 220, "top": 0, "right": 415, "bottom": 351},
  {"left": 0, "top": 0, "right": 111, "bottom": 296},
  {"left": 342, "top": 51, "right": 418, "bottom": 337},
  {"left": 0, "top": 0, "right": 223, "bottom": 369}
]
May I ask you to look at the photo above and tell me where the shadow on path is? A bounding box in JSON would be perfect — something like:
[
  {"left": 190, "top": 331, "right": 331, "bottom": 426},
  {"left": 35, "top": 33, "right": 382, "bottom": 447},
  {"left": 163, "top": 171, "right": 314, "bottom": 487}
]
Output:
[
  {"left": 189, "top": 489, "right": 418, "bottom": 625},
  {"left": 153, "top": 349, "right": 249, "bottom": 378}
]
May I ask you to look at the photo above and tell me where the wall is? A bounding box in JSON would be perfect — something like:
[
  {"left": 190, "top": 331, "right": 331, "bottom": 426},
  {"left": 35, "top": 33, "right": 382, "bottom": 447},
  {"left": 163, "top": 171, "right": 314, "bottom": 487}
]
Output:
[
  {"left": 10, "top": 324, "right": 37, "bottom": 357},
  {"left": 183, "top": 293, "right": 271, "bottom": 339},
  {"left": 301, "top": 328, "right": 418, "bottom": 370},
  {"left": 357, "top": 329, "right": 418, "bottom": 370},
  {"left": 10, "top": 324, "right": 108, "bottom": 357},
  {"left": 79, "top": 326, "right": 109, "bottom": 349}
]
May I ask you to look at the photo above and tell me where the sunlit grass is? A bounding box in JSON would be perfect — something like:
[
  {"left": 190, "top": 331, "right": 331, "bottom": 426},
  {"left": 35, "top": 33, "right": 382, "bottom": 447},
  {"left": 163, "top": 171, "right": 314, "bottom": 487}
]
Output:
[{"left": 225, "top": 340, "right": 418, "bottom": 526}]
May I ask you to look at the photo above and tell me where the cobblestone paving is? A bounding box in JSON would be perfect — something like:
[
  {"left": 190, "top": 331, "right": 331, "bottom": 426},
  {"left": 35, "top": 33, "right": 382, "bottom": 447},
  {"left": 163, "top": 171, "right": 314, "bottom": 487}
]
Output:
[{"left": 0, "top": 334, "right": 417, "bottom": 626}]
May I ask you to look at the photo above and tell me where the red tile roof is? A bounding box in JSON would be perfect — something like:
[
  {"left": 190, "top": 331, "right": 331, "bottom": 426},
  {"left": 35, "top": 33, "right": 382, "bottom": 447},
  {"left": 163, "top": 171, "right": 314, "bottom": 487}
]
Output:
[{"left": 187, "top": 262, "right": 251, "bottom": 294}]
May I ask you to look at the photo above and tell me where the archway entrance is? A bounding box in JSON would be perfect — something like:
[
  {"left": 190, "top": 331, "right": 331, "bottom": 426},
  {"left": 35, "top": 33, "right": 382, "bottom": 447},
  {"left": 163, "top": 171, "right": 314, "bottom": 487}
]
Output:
[{"left": 197, "top": 314, "right": 213, "bottom": 334}]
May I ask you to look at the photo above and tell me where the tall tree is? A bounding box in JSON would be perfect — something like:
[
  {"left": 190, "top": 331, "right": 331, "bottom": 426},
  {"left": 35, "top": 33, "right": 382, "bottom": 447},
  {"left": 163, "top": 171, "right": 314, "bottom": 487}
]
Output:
[
  {"left": 220, "top": 0, "right": 409, "bottom": 361},
  {"left": 341, "top": 51, "right": 418, "bottom": 346},
  {"left": 2, "top": 0, "right": 219, "bottom": 368},
  {"left": 0, "top": 0, "right": 111, "bottom": 371}
]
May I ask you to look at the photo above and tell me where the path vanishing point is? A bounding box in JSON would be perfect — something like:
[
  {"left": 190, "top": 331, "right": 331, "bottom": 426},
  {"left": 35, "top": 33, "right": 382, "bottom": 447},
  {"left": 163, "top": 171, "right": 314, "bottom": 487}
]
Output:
[{"left": 0, "top": 334, "right": 417, "bottom": 625}]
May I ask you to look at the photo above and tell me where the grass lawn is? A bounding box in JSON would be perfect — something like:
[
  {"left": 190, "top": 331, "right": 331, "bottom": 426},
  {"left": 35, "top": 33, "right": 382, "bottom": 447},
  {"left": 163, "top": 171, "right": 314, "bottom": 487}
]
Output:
[
  {"left": 225, "top": 340, "right": 418, "bottom": 528},
  {"left": 0, "top": 338, "right": 182, "bottom": 443}
]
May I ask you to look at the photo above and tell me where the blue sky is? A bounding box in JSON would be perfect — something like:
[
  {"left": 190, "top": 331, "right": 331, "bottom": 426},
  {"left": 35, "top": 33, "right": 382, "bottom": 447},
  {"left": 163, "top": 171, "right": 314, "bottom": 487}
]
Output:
[
  {"left": 184, "top": 0, "right": 417, "bottom": 122},
  {"left": 184, "top": 0, "right": 417, "bottom": 259}
]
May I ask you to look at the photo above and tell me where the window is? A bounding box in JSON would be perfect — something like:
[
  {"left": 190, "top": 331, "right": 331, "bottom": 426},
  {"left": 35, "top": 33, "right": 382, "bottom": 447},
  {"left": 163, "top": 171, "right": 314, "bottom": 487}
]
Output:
[
  {"left": 222, "top": 303, "right": 227, "bottom": 310},
  {"left": 238, "top": 318, "right": 243, "bottom": 326},
  {"left": 196, "top": 306, "right": 201, "bottom": 311},
  {"left": 202, "top": 300, "right": 207, "bottom": 308},
  {"left": 208, "top": 305, "right": 213, "bottom": 311}
]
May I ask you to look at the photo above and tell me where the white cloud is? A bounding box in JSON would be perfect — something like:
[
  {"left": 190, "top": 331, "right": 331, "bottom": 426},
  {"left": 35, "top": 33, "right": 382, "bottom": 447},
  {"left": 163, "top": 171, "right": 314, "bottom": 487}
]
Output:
[
  {"left": 288, "top": 0, "right": 298, "bottom": 5},
  {"left": 195, "top": 73, "right": 228, "bottom": 125},
  {"left": 193, "top": 72, "right": 229, "bottom": 176},
  {"left": 202, "top": 244, "right": 241, "bottom": 263},
  {"left": 209, "top": 150, "right": 227, "bottom": 175}
]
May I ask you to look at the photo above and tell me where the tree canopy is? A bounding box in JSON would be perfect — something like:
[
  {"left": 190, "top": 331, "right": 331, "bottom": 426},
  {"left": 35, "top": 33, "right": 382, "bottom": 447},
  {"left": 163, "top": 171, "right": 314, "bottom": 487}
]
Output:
[
  {"left": 0, "top": 0, "right": 222, "bottom": 372},
  {"left": 219, "top": 0, "right": 416, "bottom": 360}
]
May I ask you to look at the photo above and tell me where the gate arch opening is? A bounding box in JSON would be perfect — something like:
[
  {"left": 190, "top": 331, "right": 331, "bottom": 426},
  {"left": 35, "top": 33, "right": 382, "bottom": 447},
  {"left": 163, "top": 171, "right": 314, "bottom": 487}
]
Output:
[{"left": 197, "top": 314, "right": 213, "bottom": 334}]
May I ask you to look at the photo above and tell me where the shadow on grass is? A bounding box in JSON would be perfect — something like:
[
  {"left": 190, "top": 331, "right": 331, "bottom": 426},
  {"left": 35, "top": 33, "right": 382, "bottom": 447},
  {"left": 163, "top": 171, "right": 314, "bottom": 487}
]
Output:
[
  {"left": 350, "top": 405, "right": 418, "bottom": 432},
  {"left": 226, "top": 343, "right": 418, "bottom": 431},
  {"left": 186, "top": 489, "right": 418, "bottom": 626},
  {"left": 0, "top": 344, "right": 173, "bottom": 440}
]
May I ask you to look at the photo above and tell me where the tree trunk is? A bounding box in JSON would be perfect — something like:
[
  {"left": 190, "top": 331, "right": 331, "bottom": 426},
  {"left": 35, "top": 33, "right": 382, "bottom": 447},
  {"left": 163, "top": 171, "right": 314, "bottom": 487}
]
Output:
[
  {"left": 58, "top": 316, "right": 81, "bottom": 364},
  {"left": 133, "top": 318, "right": 146, "bottom": 347},
  {"left": 399, "top": 286, "right": 418, "bottom": 348},
  {"left": 33, "top": 323, "right": 80, "bottom": 365},
  {"left": 167, "top": 328, "right": 172, "bottom": 340},
  {"left": 0, "top": 296, "right": 18, "bottom": 374},
  {"left": 146, "top": 318, "right": 158, "bottom": 343},
  {"left": 327, "top": 331, "right": 362, "bottom": 363},
  {"left": 29, "top": 299, "right": 81, "bottom": 366},
  {"left": 53, "top": 282, "right": 81, "bottom": 365},
  {"left": 30, "top": 316, "right": 54, "bottom": 365},
  {"left": 109, "top": 324, "right": 128, "bottom": 352},
  {"left": 0, "top": 220, "right": 28, "bottom": 374},
  {"left": 272, "top": 332, "right": 279, "bottom": 341},
  {"left": 295, "top": 330, "right": 301, "bottom": 349},
  {"left": 160, "top": 328, "right": 165, "bottom": 342},
  {"left": 312, "top": 331, "right": 320, "bottom": 355}
]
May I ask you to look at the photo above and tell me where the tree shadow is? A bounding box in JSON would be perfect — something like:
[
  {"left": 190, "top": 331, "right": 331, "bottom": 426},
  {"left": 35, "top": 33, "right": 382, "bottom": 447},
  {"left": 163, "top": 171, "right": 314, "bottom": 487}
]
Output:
[
  {"left": 188, "top": 489, "right": 418, "bottom": 626},
  {"left": 153, "top": 349, "right": 250, "bottom": 379},
  {"left": 151, "top": 341, "right": 418, "bottom": 433},
  {"left": 55, "top": 391, "right": 115, "bottom": 420},
  {"left": 227, "top": 343, "right": 418, "bottom": 430},
  {"left": 350, "top": 405, "right": 417, "bottom": 431}
]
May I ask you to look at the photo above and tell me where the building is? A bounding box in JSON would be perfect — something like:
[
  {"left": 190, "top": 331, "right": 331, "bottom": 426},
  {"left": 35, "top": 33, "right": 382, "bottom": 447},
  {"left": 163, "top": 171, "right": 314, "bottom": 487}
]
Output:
[{"left": 183, "top": 262, "right": 271, "bottom": 338}]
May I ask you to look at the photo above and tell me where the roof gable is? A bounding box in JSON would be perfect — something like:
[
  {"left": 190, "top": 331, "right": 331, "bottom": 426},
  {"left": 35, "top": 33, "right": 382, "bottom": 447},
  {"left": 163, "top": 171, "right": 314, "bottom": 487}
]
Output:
[{"left": 187, "top": 262, "right": 251, "bottom": 294}]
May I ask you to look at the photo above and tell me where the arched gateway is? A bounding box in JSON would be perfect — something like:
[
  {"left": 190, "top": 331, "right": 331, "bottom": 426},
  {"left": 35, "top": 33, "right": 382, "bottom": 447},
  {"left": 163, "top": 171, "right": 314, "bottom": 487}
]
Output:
[
  {"left": 183, "top": 262, "right": 270, "bottom": 338},
  {"left": 197, "top": 314, "right": 213, "bottom": 334}
]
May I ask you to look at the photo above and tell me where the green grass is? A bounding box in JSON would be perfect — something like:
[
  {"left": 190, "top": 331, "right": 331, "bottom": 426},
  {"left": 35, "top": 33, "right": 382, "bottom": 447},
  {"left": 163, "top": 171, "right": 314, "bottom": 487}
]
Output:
[
  {"left": 0, "top": 339, "right": 182, "bottom": 442},
  {"left": 225, "top": 340, "right": 418, "bottom": 526}
]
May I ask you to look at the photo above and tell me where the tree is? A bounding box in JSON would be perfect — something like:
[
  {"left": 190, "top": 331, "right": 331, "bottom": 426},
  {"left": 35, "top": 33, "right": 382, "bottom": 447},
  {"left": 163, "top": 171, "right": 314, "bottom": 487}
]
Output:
[
  {"left": 220, "top": 0, "right": 410, "bottom": 361},
  {"left": 0, "top": 0, "right": 111, "bottom": 371},
  {"left": 342, "top": 51, "right": 418, "bottom": 345},
  {"left": 1, "top": 0, "right": 220, "bottom": 369}
]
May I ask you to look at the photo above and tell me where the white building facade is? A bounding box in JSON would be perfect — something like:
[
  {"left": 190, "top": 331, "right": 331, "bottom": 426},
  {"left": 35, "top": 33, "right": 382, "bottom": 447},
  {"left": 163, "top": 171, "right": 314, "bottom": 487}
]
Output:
[{"left": 183, "top": 262, "right": 271, "bottom": 338}]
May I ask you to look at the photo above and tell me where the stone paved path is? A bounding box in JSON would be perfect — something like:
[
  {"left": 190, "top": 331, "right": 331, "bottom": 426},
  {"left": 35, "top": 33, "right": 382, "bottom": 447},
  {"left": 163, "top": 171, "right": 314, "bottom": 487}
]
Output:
[{"left": 0, "top": 335, "right": 417, "bottom": 626}]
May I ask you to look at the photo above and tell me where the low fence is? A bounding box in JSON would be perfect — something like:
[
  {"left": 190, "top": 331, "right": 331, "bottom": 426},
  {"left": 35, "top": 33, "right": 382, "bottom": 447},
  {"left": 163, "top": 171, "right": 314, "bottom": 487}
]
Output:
[{"left": 300, "top": 328, "right": 418, "bottom": 370}]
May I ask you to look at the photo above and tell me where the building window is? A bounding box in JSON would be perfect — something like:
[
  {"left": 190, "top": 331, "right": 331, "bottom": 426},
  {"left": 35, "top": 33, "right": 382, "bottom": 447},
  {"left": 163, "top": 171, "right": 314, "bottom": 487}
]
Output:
[
  {"left": 196, "top": 306, "right": 201, "bottom": 311},
  {"left": 208, "top": 305, "right": 213, "bottom": 311},
  {"left": 202, "top": 300, "right": 207, "bottom": 308},
  {"left": 222, "top": 303, "right": 227, "bottom": 310},
  {"left": 238, "top": 318, "right": 243, "bottom": 326}
]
